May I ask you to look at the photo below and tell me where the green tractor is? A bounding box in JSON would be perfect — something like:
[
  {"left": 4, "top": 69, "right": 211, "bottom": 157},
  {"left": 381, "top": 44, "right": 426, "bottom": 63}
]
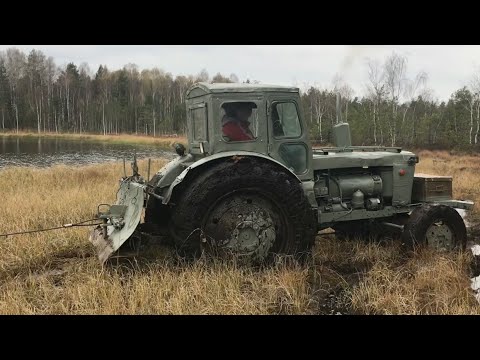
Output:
[{"left": 90, "top": 82, "right": 474, "bottom": 264}]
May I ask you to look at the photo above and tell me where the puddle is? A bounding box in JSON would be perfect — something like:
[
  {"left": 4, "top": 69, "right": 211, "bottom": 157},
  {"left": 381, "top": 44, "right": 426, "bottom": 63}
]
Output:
[
  {"left": 471, "top": 275, "right": 480, "bottom": 304},
  {"left": 469, "top": 244, "right": 480, "bottom": 304},
  {"left": 471, "top": 244, "right": 480, "bottom": 257},
  {"left": 472, "top": 276, "right": 480, "bottom": 291}
]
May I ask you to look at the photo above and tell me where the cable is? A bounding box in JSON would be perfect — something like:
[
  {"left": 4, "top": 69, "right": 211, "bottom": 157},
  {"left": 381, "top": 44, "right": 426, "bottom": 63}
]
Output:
[
  {"left": 329, "top": 175, "right": 343, "bottom": 201},
  {"left": 332, "top": 207, "right": 354, "bottom": 220},
  {"left": 0, "top": 219, "right": 102, "bottom": 238}
]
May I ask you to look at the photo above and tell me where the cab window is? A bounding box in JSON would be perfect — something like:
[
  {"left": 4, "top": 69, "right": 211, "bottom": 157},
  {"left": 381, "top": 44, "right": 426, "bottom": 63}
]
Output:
[
  {"left": 221, "top": 102, "right": 258, "bottom": 142},
  {"left": 271, "top": 102, "right": 302, "bottom": 138},
  {"left": 191, "top": 105, "right": 207, "bottom": 141}
]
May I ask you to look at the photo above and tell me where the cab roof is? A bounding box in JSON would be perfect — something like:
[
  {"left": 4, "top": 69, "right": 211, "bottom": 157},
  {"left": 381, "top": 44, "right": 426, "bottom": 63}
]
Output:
[{"left": 186, "top": 82, "right": 299, "bottom": 98}]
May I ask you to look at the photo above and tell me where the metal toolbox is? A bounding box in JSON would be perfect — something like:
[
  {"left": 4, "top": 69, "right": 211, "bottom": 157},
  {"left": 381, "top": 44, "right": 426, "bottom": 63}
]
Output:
[{"left": 412, "top": 173, "right": 453, "bottom": 202}]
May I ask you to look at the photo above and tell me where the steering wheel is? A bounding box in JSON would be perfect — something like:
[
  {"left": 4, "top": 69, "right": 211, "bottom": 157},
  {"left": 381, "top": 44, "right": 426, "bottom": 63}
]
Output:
[{"left": 273, "top": 120, "right": 284, "bottom": 137}]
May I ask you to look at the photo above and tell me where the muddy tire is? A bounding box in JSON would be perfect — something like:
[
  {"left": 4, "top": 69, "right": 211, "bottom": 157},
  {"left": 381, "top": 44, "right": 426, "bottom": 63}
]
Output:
[
  {"left": 144, "top": 196, "right": 173, "bottom": 238},
  {"left": 402, "top": 204, "right": 467, "bottom": 251},
  {"left": 144, "top": 196, "right": 170, "bottom": 227},
  {"left": 169, "top": 157, "right": 316, "bottom": 263},
  {"left": 144, "top": 196, "right": 159, "bottom": 224}
]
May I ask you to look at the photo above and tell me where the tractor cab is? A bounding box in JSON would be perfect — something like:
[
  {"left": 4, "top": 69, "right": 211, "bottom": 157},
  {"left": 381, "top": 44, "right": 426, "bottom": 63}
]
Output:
[{"left": 185, "top": 82, "right": 313, "bottom": 180}]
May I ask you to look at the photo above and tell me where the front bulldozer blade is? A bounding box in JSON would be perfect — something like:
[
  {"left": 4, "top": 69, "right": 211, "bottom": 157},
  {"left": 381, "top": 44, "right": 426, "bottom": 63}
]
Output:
[{"left": 89, "top": 179, "right": 145, "bottom": 264}]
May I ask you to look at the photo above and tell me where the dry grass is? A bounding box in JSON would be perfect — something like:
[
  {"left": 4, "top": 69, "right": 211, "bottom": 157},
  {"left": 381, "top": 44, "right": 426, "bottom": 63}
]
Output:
[
  {"left": 0, "top": 159, "right": 315, "bottom": 314},
  {"left": 0, "top": 152, "right": 478, "bottom": 314},
  {"left": 0, "top": 131, "right": 187, "bottom": 149},
  {"left": 350, "top": 250, "right": 479, "bottom": 314},
  {"left": 343, "top": 149, "right": 480, "bottom": 315}
]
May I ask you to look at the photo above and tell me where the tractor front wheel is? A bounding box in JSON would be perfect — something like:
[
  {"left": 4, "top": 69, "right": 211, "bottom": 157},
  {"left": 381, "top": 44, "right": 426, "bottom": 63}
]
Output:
[{"left": 402, "top": 204, "right": 467, "bottom": 251}]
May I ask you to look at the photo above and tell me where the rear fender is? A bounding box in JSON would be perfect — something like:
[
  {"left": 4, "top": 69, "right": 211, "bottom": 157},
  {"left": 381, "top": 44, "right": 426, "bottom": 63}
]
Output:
[
  {"left": 161, "top": 151, "right": 300, "bottom": 205},
  {"left": 148, "top": 153, "right": 194, "bottom": 189}
]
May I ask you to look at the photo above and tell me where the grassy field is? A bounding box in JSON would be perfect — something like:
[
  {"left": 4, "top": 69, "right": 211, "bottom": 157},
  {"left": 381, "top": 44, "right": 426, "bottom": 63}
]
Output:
[
  {"left": 0, "top": 151, "right": 478, "bottom": 314},
  {"left": 0, "top": 130, "right": 187, "bottom": 149}
]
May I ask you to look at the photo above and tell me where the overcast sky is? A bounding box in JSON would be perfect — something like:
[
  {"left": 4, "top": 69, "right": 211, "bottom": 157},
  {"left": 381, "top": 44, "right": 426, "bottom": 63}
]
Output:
[{"left": 1, "top": 45, "right": 480, "bottom": 102}]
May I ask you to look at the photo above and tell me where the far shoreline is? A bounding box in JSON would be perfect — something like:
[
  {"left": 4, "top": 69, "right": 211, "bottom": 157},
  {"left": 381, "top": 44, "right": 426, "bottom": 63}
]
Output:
[
  {"left": 0, "top": 131, "right": 187, "bottom": 149},
  {"left": 2, "top": 130, "right": 479, "bottom": 155}
]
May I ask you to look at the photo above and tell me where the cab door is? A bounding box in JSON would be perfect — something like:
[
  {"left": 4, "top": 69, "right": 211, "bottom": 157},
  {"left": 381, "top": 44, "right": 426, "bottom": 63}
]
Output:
[
  {"left": 188, "top": 101, "right": 209, "bottom": 156},
  {"left": 266, "top": 96, "right": 313, "bottom": 181}
]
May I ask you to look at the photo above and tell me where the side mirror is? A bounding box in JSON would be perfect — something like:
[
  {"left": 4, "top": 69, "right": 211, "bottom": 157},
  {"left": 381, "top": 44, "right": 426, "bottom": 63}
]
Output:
[{"left": 174, "top": 143, "right": 186, "bottom": 157}]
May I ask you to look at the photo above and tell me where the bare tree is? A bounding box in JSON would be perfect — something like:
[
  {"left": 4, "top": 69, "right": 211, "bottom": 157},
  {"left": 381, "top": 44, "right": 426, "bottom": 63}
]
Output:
[
  {"left": 45, "top": 56, "right": 56, "bottom": 132},
  {"left": 196, "top": 69, "right": 209, "bottom": 82},
  {"left": 96, "top": 65, "right": 110, "bottom": 135},
  {"left": 211, "top": 72, "right": 231, "bottom": 83},
  {"left": 382, "top": 53, "right": 408, "bottom": 146},
  {"left": 149, "top": 68, "right": 165, "bottom": 137},
  {"left": 5, "top": 48, "right": 26, "bottom": 133},
  {"left": 0, "top": 52, "right": 8, "bottom": 130},
  {"left": 332, "top": 74, "right": 354, "bottom": 123},
  {"left": 26, "top": 49, "right": 48, "bottom": 133},
  {"left": 469, "top": 70, "right": 480, "bottom": 144},
  {"left": 403, "top": 71, "right": 428, "bottom": 144},
  {"left": 365, "top": 59, "right": 386, "bottom": 145},
  {"left": 307, "top": 86, "right": 327, "bottom": 142},
  {"left": 125, "top": 63, "right": 140, "bottom": 134},
  {"left": 461, "top": 90, "right": 475, "bottom": 145},
  {"left": 78, "top": 62, "right": 92, "bottom": 134}
]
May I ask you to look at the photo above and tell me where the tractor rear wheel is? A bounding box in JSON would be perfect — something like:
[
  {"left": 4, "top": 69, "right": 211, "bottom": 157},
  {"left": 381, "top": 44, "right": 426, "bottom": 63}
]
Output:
[
  {"left": 144, "top": 196, "right": 173, "bottom": 240},
  {"left": 402, "top": 204, "right": 467, "bottom": 251},
  {"left": 169, "top": 157, "right": 316, "bottom": 263}
]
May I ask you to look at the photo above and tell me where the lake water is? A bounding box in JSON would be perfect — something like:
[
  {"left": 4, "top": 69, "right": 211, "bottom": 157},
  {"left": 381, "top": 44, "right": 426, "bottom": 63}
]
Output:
[{"left": 0, "top": 136, "right": 177, "bottom": 169}]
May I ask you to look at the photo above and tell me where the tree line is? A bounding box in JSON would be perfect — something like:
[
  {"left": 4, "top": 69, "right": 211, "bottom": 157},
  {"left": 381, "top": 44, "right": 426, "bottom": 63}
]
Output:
[{"left": 1, "top": 47, "right": 480, "bottom": 149}]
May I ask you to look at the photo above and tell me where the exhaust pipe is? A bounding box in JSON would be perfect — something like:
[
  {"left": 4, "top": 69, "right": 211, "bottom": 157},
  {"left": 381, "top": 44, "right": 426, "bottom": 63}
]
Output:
[
  {"left": 333, "top": 93, "right": 352, "bottom": 148},
  {"left": 336, "top": 93, "right": 342, "bottom": 124}
]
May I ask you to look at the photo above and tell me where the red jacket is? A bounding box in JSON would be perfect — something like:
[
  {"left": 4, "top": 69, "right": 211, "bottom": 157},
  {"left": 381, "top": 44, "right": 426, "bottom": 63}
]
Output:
[{"left": 222, "top": 117, "right": 254, "bottom": 141}]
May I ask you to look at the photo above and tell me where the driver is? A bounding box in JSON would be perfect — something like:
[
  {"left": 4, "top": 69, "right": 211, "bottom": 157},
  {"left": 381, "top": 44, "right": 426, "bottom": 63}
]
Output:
[{"left": 222, "top": 103, "right": 255, "bottom": 141}]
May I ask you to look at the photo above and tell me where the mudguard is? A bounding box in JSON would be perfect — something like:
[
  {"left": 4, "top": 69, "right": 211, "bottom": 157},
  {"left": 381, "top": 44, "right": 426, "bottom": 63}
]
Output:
[
  {"left": 89, "top": 178, "right": 145, "bottom": 264},
  {"left": 161, "top": 151, "right": 300, "bottom": 204}
]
